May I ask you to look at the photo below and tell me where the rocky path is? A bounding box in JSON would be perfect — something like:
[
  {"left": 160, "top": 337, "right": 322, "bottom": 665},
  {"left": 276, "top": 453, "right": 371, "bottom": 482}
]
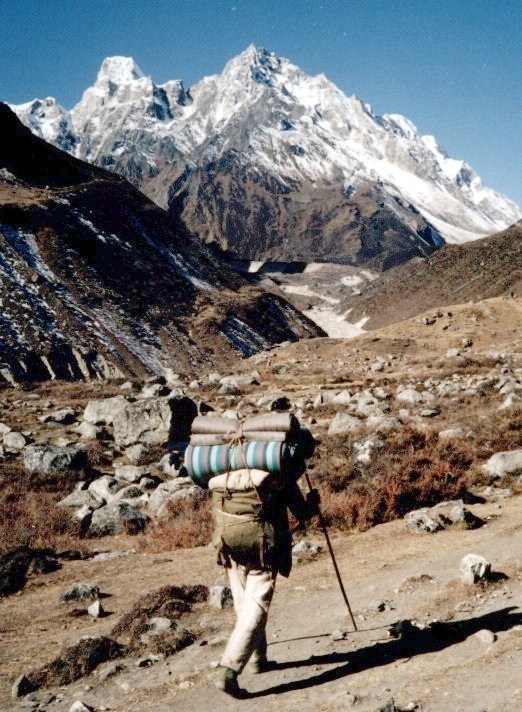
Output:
[{"left": 2, "top": 495, "right": 521, "bottom": 712}]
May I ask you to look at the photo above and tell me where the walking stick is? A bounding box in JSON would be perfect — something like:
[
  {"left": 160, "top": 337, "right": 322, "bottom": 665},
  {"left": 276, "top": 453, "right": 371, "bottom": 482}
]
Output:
[{"left": 304, "top": 472, "right": 358, "bottom": 631}]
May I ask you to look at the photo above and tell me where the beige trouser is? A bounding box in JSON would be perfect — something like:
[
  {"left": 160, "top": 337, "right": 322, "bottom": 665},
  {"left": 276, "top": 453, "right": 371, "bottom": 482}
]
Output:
[{"left": 220, "top": 560, "right": 277, "bottom": 673}]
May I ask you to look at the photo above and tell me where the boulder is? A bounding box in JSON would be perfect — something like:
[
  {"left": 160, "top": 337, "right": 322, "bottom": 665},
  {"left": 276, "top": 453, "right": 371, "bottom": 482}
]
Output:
[
  {"left": 88, "top": 600, "right": 104, "bottom": 618},
  {"left": 313, "top": 391, "right": 338, "bottom": 408},
  {"left": 0, "top": 422, "right": 12, "bottom": 436},
  {"left": 405, "top": 508, "right": 444, "bottom": 534},
  {"left": 157, "top": 451, "right": 183, "bottom": 477},
  {"left": 112, "top": 395, "right": 197, "bottom": 447},
  {"left": 219, "top": 374, "right": 257, "bottom": 389},
  {"left": 112, "top": 485, "right": 144, "bottom": 502},
  {"left": 88, "top": 475, "right": 122, "bottom": 504},
  {"left": 353, "top": 436, "right": 384, "bottom": 464},
  {"left": 366, "top": 415, "right": 402, "bottom": 433},
  {"left": 83, "top": 395, "right": 129, "bottom": 425},
  {"left": 483, "top": 450, "right": 522, "bottom": 478},
  {"left": 328, "top": 413, "right": 362, "bottom": 436},
  {"left": 113, "top": 464, "right": 153, "bottom": 483},
  {"left": 475, "top": 629, "right": 496, "bottom": 644},
  {"left": 89, "top": 502, "right": 149, "bottom": 536},
  {"left": 23, "top": 444, "right": 87, "bottom": 477},
  {"left": 498, "top": 393, "right": 521, "bottom": 410},
  {"left": 70, "top": 701, "right": 93, "bottom": 712},
  {"left": 75, "top": 422, "right": 103, "bottom": 440},
  {"left": 11, "top": 674, "right": 38, "bottom": 699},
  {"left": 59, "top": 583, "right": 100, "bottom": 603},
  {"left": 57, "top": 485, "right": 102, "bottom": 510},
  {"left": 39, "top": 408, "right": 77, "bottom": 425},
  {"left": 332, "top": 390, "right": 351, "bottom": 405},
  {"left": 140, "top": 383, "right": 171, "bottom": 398},
  {"left": 396, "top": 388, "right": 424, "bottom": 404},
  {"left": 460, "top": 554, "right": 491, "bottom": 584},
  {"left": 3, "top": 431, "right": 27, "bottom": 450},
  {"left": 124, "top": 444, "right": 148, "bottom": 464}
]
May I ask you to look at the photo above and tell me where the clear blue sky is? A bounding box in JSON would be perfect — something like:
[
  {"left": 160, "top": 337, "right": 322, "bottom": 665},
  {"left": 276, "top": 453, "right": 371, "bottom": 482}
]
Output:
[{"left": 1, "top": 0, "right": 520, "bottom": 205}]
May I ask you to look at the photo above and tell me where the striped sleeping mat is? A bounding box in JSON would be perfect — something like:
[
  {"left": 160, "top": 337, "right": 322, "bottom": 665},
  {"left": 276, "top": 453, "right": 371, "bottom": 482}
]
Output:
[{"left": 185, "top": 441, "right": 284, "bottom": 488}]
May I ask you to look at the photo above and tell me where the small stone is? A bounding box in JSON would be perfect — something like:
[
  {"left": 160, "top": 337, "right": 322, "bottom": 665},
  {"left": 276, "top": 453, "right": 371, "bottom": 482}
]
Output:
[
  {"left": 420, "top": 408, "right": 440, "bottom": 417},
  {"left": 370, "top": 600, "right": 387, "bottom": 613},
  {"left": 438, "top": 427, "right": 464, "bottom": 440},
  {"left": 460, "top": 554, "right": 491, "bottom": 584},
  {"left": 475, "top": 629, "right": 496, "bottom": 644},
  {"left": 69, "top": 702, "right": 93, "bottom": 712},
  {"left": 345, "top": 691, "right": 358, "bottom": 706},
  {"left": 209, "top": 660, "right": 220, "bottom": 669},
  {"left": 331, "top": 629, "right": 346, "bottom": 641},
  {"left": 209, "top": 585, "right": 233, "bottom": 609},
  {"left": 379, "top": 698, "right": 397, "bottom": 712},
  {"left": 69, "top": 702, "right": 91, "bottom": 712},
  {"left": 136, "top": 657, "right": 155, "bottom": 667},
  {"left": 88, "top": 600, "right": 104, "bottom": 618},
  {"left": 396, "top": 388, "right": 423, "bottom": 404}
]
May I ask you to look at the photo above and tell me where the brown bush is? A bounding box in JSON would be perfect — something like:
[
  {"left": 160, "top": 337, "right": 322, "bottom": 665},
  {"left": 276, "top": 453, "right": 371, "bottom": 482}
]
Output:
[
  {"left": 0, "top": 484, "right": 86, "bottom": 554},
  {"left": 311, "top": 428, "right": 472, "bottom": 531},
  {"left": 138, "top": 497, "right": 213, "bottom": 552}
]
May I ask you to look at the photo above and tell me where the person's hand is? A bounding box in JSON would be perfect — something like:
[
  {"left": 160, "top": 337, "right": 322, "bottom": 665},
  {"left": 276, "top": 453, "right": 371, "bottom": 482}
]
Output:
[{"left": 306, "top": 489, "right": 320, "bottom": 517}]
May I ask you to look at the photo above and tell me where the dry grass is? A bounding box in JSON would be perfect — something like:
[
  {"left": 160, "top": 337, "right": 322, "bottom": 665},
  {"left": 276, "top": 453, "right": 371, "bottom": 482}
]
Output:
[
  {"left": 0, "top": 484, "right": 87, "bottom": 554},
  {"left": 309, "top": 410, "right": 522, "bottom": 532},
  {"left": 137, "top": 498, "right": 214, "bottom": 552}
]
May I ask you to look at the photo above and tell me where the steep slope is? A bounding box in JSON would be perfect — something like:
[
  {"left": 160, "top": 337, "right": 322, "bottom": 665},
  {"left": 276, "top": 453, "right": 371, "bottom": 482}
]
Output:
[
  {"left": 11, "top": 48, "right": 521, "bottom": 267},
  {"left": 0, "top": 104, "right": 322, "bottom": 384},
  {"left": 338, "top": 221, "right": 522, "bottom": 329}
]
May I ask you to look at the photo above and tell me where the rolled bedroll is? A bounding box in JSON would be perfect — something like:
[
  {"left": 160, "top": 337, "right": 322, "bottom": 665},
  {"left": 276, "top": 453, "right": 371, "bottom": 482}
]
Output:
[
  {"left": 185, "top": 431, "right": 313, "bottom": 488},
  {"left": 190, "top": 413, "right": 299, "bottom": 437}
]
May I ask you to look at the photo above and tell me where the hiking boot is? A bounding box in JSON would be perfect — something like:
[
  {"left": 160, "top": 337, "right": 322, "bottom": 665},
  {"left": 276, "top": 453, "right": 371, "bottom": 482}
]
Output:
[
  {"left": 246, "top": 657, "right": 277, "bottom": 674},
  {"left": 215, "top": 667, "right": 247, "bottom": 698}
]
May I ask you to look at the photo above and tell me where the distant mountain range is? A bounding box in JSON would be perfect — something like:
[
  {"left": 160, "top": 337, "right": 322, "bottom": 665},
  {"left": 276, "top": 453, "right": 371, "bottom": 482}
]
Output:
[
  {"left": 0, "top": 104, "right": 322, "bottom": 384},
  {"left": 11, "top": 47, "right": 521, "bottom": 269}
]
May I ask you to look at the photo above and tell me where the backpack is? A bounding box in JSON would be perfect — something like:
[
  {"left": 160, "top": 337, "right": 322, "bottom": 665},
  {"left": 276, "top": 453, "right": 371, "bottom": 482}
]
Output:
[{"left": 211, "top": 479, "right": 281, "bottom": 569}]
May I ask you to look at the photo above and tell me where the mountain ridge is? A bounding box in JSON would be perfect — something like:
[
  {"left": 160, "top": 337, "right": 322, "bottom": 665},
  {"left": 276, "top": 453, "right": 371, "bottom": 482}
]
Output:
[{"left": 10, "top": 46, "right": 521, "bottom": 266}]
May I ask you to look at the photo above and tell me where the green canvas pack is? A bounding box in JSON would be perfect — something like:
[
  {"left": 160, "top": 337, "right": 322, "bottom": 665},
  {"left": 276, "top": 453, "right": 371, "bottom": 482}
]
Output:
[{"left": 211, "top": 487, "right": 276, "bottom": 568}]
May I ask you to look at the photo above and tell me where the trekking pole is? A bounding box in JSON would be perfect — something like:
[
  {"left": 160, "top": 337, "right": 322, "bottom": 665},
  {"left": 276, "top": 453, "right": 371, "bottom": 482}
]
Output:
[{"left": 304, "top": 472, "right": 358, "bottom": 631}]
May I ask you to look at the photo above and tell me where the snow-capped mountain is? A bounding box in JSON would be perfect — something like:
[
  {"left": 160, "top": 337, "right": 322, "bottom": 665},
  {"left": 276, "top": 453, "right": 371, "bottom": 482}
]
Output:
[{"left": 11, "top": 46, "right": 521, "bottom": 266}]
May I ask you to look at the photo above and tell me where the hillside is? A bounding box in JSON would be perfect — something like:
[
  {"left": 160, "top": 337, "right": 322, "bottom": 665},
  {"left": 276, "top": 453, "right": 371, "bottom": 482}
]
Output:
[
  {"left": 0, "top": 104, "right": 323, "bottom": 384},
  {"left": 338, "top": 222, "right": 522, "bottom": 329}
]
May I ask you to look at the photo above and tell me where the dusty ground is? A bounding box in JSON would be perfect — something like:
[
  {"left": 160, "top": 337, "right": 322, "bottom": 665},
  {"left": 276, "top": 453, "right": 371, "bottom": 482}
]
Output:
[
  {"left": 1, "top": 495, "right": 521, "bottom": 712},
  {"left": 1, "top": 294, "right": 522, "bottom": 711}
]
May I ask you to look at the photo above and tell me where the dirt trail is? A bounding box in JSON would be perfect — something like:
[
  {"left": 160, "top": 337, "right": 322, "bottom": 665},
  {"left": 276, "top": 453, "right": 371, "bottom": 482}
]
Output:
[{"left": 2, "top": 495, "right": 521, "bottom": 712}]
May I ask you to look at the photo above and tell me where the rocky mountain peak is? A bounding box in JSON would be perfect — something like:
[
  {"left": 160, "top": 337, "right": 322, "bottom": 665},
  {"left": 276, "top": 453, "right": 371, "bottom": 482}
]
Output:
[
  {"left": 10, "top": 47, "right": 521, "bottom": 259},
  {"left": 96, "top": 56, "right": 145, "bottom": 85}
]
